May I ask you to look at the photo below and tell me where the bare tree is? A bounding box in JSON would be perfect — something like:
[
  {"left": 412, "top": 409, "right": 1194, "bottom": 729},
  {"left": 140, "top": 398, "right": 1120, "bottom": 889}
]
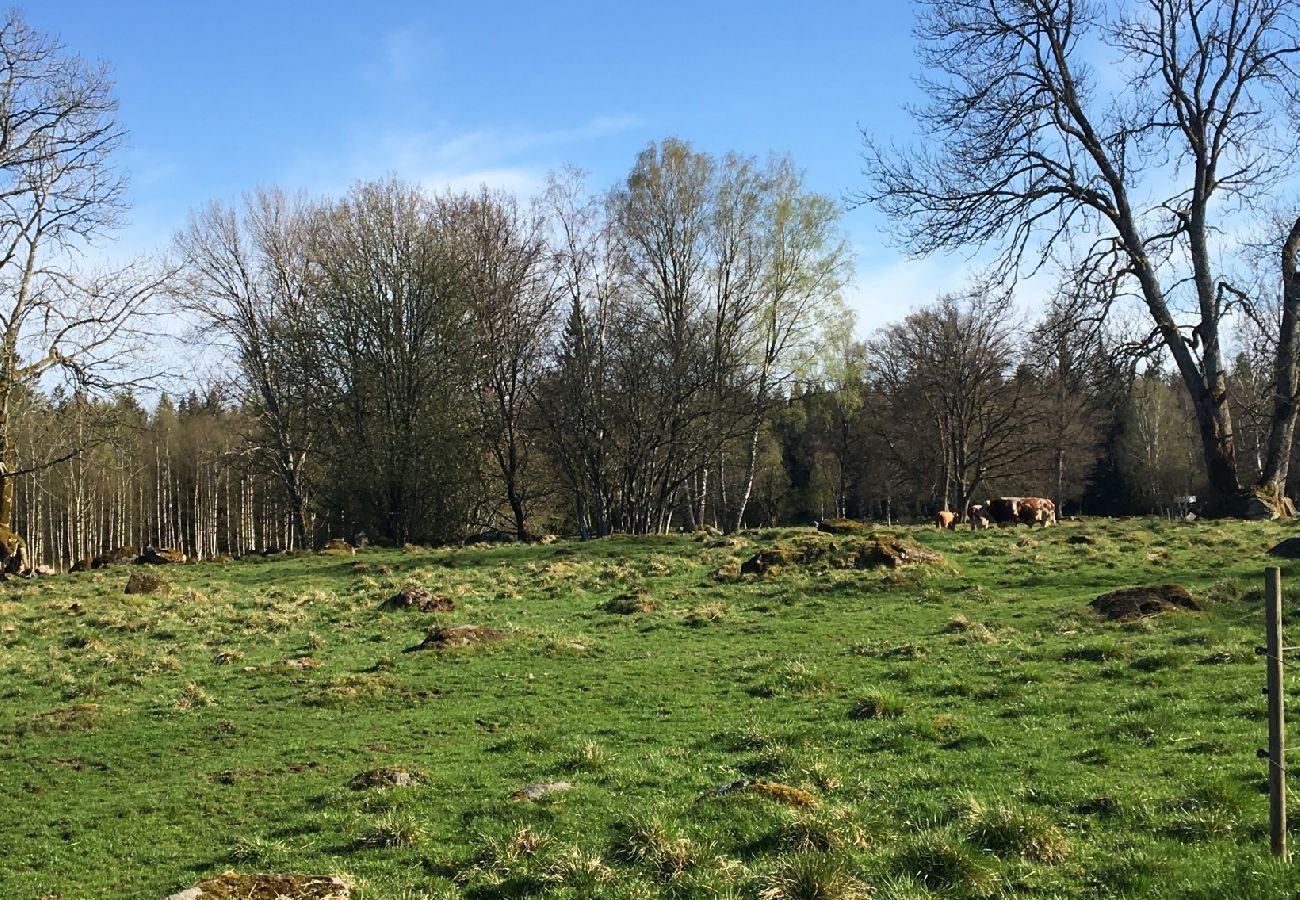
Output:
[
  {"left": 870, "top": 289, "right": 1041, "bottom": 518},
  {"left": 308, "top": 179, "right": 478, "bottom": 545},
  {"left": 0, "top": 11, "right": 165, "bottom": 568},
  {"left": 460, "top": 188, "right": 558, "bottom": 539},
  {"left": 174, "top": 188, "right": 320, "bottom": 548},
  {"left": 538, "top": 168, "right": 624, "bottom": 538},
  {"left": 859, "top": 0, "right": 1300, "bottom": 513}
]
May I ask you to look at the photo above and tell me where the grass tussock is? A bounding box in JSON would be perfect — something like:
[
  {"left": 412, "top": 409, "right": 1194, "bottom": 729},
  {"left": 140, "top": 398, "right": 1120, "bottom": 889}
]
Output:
[
  {"left": 849, "top": 691, "right": 905, "bottom": 720},
  {"left": 955, "top": 797, "right": 1071, "bottom": 864},
  {"left": 359, "top": 810, "right": 426, "bottom": 848},
  {"left": 758, "top": 854, "right": 872, "bottom": 900}
]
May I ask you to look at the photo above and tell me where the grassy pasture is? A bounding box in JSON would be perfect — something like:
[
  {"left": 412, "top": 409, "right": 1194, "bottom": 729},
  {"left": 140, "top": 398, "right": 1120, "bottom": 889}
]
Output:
[{"left": 1, "top": 518, "right": 1299, "bottom": 898}]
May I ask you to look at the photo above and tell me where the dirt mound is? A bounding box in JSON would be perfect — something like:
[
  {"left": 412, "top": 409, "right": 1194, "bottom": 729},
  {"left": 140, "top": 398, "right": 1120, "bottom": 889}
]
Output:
[
  {"left": 1089, "top": 584, "right": 1201, "bottom": 621},
  {"left": 165, "top": 873, "right": 351, "bottom": 900},
  {"left": 1066, "top": 533, "right": 1097, "bottom": 545},
  {"left": 741, "top": 533, "right": 943, "bottom": 576},
  {"left": 319, "top": 538, "right": 354, "bottom": 556},
  {"left": 380, "top": 585, "right": 455, "bottom": 612},
  {"left": 405, "top": 624, "right": 504, "bottom": 652},
  {"left": 125, "top": 571, "right": 165, "bottom": 595}
]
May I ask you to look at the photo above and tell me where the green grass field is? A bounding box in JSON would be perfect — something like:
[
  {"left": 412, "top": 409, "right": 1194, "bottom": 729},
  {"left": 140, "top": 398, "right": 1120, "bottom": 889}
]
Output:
[{"left": 3, "top": 518, "right": 1299, "bottom": 898}]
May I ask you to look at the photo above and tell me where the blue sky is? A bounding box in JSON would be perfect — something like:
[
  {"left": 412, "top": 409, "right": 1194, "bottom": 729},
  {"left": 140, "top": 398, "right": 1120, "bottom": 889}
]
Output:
[{"left": 27, "top": 1, "right": 975, "bottom": 334}]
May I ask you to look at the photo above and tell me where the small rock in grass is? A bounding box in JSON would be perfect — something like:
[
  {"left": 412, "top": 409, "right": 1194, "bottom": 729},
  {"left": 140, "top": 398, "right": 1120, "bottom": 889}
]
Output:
[
  {"left": 404, "top": 624, "right": 504, "bottom": 652},
  {"left": 512, "top": 781, "right": 572, "bottom": 801},
  {"left": 347, "top": 767, "right": 422, "bottom": 790},
  {"left": 125, "top": 571, "right": 165, "bottom": 595},
  {"left": 164, "top": 872, "right": 351, "bottom": 899},
  {"left": 283, "top": 656, "right": 320, "bottom": 670}
]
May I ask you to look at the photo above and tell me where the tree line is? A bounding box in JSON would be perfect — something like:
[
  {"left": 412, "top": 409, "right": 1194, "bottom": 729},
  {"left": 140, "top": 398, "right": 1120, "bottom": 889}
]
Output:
[
  {"left": 0, "top": 5, "right": 1296, "bottom": 571},
  {"left": 10, "top": 277, "right": 1298, "bottom": 570}
]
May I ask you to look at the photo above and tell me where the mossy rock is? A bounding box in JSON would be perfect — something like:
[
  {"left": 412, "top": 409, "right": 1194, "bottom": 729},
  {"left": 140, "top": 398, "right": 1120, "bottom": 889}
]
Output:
[
  {"left": 1090, "top": 584, "right": 1201, "bottom": 621},
  {"left": 817, "top": 518, "right": 866, "bottom": 535},
  {"left": 320, "top": 537, "right": 355, "bottom": 556},
  {"left": 125, "top": 571, "right": 165, "bottom": 595}
]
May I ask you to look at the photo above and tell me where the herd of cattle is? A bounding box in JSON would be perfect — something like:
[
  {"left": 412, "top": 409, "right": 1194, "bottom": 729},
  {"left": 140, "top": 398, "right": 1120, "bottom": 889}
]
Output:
[{"left": 934, "top": 496, "right": 1057, "bottom": 530}]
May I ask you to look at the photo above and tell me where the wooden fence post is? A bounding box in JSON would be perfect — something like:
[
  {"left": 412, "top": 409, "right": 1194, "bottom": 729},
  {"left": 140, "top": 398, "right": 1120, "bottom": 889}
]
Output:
[{"left": 1266, "top": 566, "right": 1287, "bottom": 859}]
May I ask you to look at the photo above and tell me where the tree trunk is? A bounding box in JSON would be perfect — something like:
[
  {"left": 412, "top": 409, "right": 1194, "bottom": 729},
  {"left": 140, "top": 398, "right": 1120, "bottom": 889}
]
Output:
[
  {"left": 1259, "top": 218, "right": 1300, "bottom": 499},
  {"left": 731, "top": 414, "right": 763, "bottom": 534}
]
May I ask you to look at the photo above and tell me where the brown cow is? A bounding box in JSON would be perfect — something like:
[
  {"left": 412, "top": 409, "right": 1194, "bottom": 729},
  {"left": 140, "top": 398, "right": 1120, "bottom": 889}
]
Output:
[
  {"left": 967, "top": 503, "right": 991, "bottom": 529},
  {"left": 1018, "top": 497, "right": 1056, "bottom": 526},
  {"left": 935, "top": 510, "right": 957, "bottom": 530}
]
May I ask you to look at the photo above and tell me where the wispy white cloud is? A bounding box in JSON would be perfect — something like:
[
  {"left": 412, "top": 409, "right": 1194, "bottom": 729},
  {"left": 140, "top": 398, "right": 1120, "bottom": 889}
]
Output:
[
  {"left": 845, "top": 254, "right": 970, "bottom": 334},
  {"left": 304, "top": 113, "right": 644, "bottom": 200},
  {"left": 844, "top": 246, "right": 1058, "bottom": 337}
]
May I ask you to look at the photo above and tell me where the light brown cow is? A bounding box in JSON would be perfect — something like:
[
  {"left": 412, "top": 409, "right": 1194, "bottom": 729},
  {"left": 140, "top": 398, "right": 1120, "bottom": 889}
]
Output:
[
  {"left": 1018, "top": 497, "right": 1056, "bottom": 526},
  {"left": 935, "top": 510, "right": 957, "bottom": 530}
]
